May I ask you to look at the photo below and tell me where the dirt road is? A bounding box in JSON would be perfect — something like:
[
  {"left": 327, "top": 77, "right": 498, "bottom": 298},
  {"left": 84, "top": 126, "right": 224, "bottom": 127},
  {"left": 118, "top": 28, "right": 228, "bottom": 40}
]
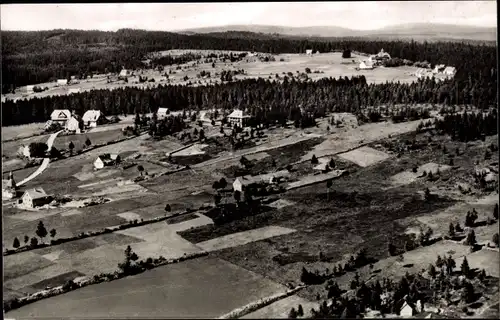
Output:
[{"left": 17, "top": 130, "right": 63, "bottom": 186}]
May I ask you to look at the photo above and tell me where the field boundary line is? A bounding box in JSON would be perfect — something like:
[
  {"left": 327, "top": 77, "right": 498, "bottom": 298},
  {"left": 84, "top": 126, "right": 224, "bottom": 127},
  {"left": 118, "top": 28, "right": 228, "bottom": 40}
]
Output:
[
  {"left": 218, "top": 285, "right": 307, "bottom": 319},
  {"left": 3, "top": 208, "right": 208, "bottom": 256}
]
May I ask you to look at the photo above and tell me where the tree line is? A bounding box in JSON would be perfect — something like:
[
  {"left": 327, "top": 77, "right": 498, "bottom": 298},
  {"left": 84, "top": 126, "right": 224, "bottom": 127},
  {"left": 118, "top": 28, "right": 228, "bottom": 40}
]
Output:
[
  {"left": 3, "top": 70, "right": 497, "bottom": 127},
  {"left": 2, "top": 29, "right": 496, "bottom": 92}
]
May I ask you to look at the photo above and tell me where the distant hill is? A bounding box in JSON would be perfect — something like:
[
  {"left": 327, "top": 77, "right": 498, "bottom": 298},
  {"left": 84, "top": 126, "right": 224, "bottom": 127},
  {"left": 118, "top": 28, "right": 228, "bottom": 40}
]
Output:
[{"left": 178, "top": 23, "right": 497, "bottom": 42}]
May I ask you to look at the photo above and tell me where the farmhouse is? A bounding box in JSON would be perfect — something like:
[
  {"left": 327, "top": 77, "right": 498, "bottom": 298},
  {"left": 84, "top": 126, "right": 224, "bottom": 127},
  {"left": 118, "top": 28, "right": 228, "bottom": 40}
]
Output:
[
  {"left": 399, "top": 299, "right": 423, "bottom": 318},
  {"left": 119, "top": 69, "right": 132, "bottom": 77},
  {"left": 56, "top": 79, "right": 69, "bottom": 86},
  {"left": 157, "top": 107, "right": 170, "bottom": 120},
  {"left": 359, "top": 61, "right": 374, "bottom": 70},
  {"left": 228, "top": 109, "right": 251, "bottom": 127},
  {"left": 50, "top": 109, "right": 72, "bottom": 126},
  {"left": 94, "top": 154, "right": 121, "bottom": 169},
  {"left": 306, "top": 49, "right": 313, "bottom": 55},
  {"left": 233, "top": 170, "right": 290, "bottom": 192},
  {"left": 26, "top": 85, "right": 35, "bottom": 94},
  {"left": 19, "top": 188, "right": 52, "bottom": 208},
  {"left": 82, "top": 110, "right": 107, "bottom": 128}
]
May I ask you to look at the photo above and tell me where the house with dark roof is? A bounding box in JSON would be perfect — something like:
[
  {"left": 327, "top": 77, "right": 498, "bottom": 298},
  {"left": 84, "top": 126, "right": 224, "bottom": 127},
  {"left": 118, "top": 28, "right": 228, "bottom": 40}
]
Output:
[
  {"left": 50, "top": 109, "right": 72, "bottom": 126},
  {"left": 19, "top": 188, "right": 52, "bottom": 208},
  {"left": 94, "top": 154, "right": 121, "bottom": 169}
]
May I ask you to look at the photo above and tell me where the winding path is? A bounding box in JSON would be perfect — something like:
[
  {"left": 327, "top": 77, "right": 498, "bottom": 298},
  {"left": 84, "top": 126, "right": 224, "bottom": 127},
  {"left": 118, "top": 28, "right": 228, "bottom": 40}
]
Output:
[{"left": 17, "top": 130, "right": 63, "bottom": 187}]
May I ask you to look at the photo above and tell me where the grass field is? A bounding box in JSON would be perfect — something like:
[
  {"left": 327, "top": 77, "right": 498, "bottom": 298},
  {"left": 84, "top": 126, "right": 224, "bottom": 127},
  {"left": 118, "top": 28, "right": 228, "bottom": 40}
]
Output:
[
  {"left": 6, "top": 257, "right": 286, "bottom": 318},
  {"left": 338, "top": 146, "right": 391, "bottom": 167},
  {"left": 2, "top": 123, "right": 46, "bottom": 142}
]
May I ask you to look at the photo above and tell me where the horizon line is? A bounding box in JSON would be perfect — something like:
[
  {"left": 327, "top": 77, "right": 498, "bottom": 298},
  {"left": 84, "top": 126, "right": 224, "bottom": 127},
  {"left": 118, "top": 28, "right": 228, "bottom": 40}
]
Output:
[{"left": 2, "top": 21, "right": 497, "bottom": 33}]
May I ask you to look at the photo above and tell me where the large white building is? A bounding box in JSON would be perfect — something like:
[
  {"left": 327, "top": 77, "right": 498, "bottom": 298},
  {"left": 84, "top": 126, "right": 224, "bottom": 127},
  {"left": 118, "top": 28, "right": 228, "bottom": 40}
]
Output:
[
  {"left": 228, "top": 109, "right": 251, "bottom": 127},
  {"left": 119, "top": 69, "right": 132, "bottom": 77},
  {"left": 50, "top": 109, "right": 72, "bottom": 126},
  {"left": 19, "top": 188, "right": 52, "bottom": 208},
  {"left": 65, "top": 116, "right": 81, "bottom": 133},
  {"left": 157, "top": 108, "right": 170, "bottom": 120}
]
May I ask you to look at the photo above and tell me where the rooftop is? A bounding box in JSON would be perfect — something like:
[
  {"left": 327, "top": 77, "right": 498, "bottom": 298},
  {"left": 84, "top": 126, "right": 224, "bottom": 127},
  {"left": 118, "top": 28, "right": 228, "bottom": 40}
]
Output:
[
  {"left": 82, "top": 110, "right": 102, "bottom": 122},
  {"left": 228, "top": 109, "right": 250, "bottom": 119},
  {"left": 23, "top": 188, "right": 49, "bottom": 200}
]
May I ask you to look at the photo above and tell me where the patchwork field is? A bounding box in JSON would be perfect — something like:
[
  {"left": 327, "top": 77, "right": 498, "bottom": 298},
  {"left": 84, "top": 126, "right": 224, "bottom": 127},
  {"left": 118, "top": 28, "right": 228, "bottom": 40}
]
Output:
[
  {"left": 338, "top": 146, "right": 391, "bottom": 167},
  {"left": 3, "top": 211, "right": 214, "bottom": 297},
  {"left": 6, "top": 257, "right": 287, "bottom": 319}
]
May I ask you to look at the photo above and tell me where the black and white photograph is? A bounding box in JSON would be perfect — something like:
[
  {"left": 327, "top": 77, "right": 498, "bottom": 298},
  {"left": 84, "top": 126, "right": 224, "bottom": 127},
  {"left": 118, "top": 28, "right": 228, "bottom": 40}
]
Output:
[{"left": 1, "top": 1, "right": 498, "bottom": 318}]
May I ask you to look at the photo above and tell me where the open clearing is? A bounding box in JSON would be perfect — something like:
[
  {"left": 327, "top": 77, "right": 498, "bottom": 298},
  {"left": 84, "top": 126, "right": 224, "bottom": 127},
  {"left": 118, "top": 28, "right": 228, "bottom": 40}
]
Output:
[
  {"left": 338, "top": 146, "right": 391, "bottom": 167},
  {"left": 455, "top": 249, "right": 499, "bottom": 278},
  {"left": 196, "top": 226, "right": 296, "bottom": 252},
  {"left": 6, "top": 257, "right": 286, "bottom": 319},
  {"left": 389, "top": 162, "right": 453, "bottom": 187}
]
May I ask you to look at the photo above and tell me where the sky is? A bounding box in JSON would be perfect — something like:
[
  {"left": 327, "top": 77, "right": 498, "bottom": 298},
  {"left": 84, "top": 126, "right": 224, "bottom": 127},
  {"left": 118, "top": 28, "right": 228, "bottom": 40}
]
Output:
[{"left": 1, "top": 1, "right": 497, "bottom": 32}]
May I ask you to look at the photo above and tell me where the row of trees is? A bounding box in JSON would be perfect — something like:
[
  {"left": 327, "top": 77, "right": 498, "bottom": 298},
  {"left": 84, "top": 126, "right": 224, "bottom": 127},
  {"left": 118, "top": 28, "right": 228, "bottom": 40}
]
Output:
[
  {"left": 11, "top": 221, "right": 56, "bottom": 249},
  {"left": 3, "top": 72, "right": 497, "bottom": 127}
]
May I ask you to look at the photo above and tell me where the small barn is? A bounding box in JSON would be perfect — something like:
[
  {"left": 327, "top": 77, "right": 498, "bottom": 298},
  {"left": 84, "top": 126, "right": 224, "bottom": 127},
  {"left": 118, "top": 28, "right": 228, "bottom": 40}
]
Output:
[
  {"left": 19, "top": 188, "right": 52, "bottom": 208},
  {"left": 82, "top": 110, "right": 107, "bottom": 128},
  {"left": 399, "top": 299, "right": 423, "bottom": 318},
  {"left": 50, "top": 109, "right": 72, "bottom": 126},
  {"left": 94, "top": 154, "right": 121, "bottom": 169},
  {"left": 157, "top": 107, "right": 170, "bottom": 120},
  {"left": 56, "top": 79, "right": 69, "bottom": 86},
  {"left": 2, "top": 172, "right": 18, "bottom": 200},
  {"left": 306, "top": 49, "right": 313, "bottom": 55},
  {"left": 228, "top": 109, "right": 251, "bottom": 127},
  {"left": 26, "top": 85, "right": 35, "bottom": 94}
]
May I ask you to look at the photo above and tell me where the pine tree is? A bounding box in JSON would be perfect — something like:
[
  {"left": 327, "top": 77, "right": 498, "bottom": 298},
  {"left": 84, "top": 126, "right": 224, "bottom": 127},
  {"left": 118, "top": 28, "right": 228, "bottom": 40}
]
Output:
[
  {"left": 36, "top": 221, "right": 48, "bottom": 243},
  {"left": 448, "top": 222, "right": 455, "bottom": 237},
  {"left": 461, "top": 256, "right": 471, "bottom": 278},
  {"left": 13, "top": 237, "right": 20, "bottom": 248}
]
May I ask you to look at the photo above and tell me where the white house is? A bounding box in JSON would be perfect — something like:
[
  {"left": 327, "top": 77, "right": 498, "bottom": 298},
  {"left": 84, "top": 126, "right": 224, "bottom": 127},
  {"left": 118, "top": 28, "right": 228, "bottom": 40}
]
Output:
[
  {"left": 359, "top": 61, "right": 374, "bottom": 70},
  {"left": 119, "top": 69, "right": 132, "bottom": 77},
  {"left": 94, "top": 154, "right": 121, "bottom": 169},
  {"left": 56, "top": 79, "right": 69, "bottom": 86},
  {"left": 157, "top": 107, "right": 170, "bottom": 120},
  {"left": 400, "top": 299, "right": 423, "bottom": 318},
  {"left": 65, "top": 116, "right": 81, "bottom": 133},
  {"left": 306, "top": 49, "right": 313, "bottom": 55},
  {"left": 82, "top": 110, "right": 106, "bottom": 128},
  {"left": 19, "top": 188, "right": 52, "bottom": 208},
  {"left": 443, "top": 66, "right": 456, "bottom": 76},
  {"left": 50, "top": 109, "right": 72, "bottom": 126},
  {"left": 233, "top": 170, "right": 290, "bottom": 192},
  {"left": 26, "top": 85, "right": 35, "bottom": 94},
  {"left": 228, "top": 109, "right": 251, "bottom": 127}
]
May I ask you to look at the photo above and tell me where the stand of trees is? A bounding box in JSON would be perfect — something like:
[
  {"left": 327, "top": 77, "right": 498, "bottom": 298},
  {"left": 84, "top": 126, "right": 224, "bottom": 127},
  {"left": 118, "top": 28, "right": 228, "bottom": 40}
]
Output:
[
  {"left": 435, "top": 110, "right": 498, "bottom": 141},
  {"left": 3, "top": 70, "right": 497, "bottom": 127}
]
